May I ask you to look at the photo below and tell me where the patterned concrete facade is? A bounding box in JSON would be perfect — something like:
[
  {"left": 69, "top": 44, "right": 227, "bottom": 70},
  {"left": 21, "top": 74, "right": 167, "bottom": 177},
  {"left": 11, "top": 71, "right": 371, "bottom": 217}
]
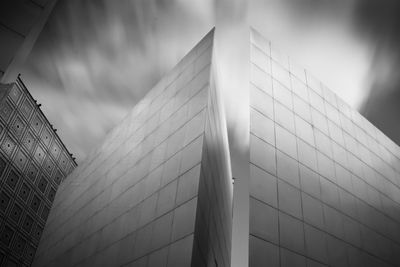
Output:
[
  {"left": 0, "top": 77, "right": 76, "bottom": 266},
  {"left": 248, "top": 28, "right": 400, "bottom": 267},
  {"left": 33, "top": 29, "right": 233, "bottom": 267}
]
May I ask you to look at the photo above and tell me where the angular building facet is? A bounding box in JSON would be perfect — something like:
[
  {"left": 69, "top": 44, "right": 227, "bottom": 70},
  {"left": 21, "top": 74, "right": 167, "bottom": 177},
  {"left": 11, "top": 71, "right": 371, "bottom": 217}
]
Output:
[
  {"left": 0, "top": 77, "right": 76, "bottom": 266},
  {"left": 247, "top": 28, "right": 400, "bottom": 267},
  {"left": 33, "top": 29, "right": 233, "bottom": 267},
  {"left": 34, "top": 28, "right": 400, "bottom": 267}
]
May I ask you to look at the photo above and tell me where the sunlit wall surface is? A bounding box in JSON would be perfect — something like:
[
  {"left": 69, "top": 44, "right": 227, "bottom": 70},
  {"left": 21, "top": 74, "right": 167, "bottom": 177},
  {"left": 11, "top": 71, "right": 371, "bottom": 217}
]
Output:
[
  {"left": 249, "top": 28, "right": 400, "bottom": 267},
  {"left": 33, "top": 29, "right": 232, "bottom": 267},
  {"left": 0, "top": 78, "right": 76, "bottom": 266}
]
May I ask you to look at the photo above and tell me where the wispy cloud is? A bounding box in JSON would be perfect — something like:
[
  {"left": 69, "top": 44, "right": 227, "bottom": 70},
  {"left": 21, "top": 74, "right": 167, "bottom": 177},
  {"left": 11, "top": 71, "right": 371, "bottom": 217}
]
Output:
[
  {"left": 22, "top": 0, "right": 215, "bottom": 162},
  {"left": 21, "top": 0, "right": 400, "bottom": 162}
]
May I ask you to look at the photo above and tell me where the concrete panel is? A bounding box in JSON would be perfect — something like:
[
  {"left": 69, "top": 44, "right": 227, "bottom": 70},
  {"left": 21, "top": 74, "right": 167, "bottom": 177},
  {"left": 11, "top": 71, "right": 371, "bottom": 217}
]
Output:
[
  {"left": 34, "top": 28, "right": 232, "bottom": 267},
  {"left": 248, "top": 27, "right": 400, "bottom": 267}
]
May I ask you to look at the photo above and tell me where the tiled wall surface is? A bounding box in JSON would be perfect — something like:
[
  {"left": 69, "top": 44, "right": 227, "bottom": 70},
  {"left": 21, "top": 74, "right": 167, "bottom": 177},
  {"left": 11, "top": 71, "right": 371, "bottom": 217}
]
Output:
[
  {"left": 27, "top": 26, "right": 400, "bottom": 267},
  {"left": 0, "top": 78, "right": 76, "bottom": 266},
  {"left": 248, "top": 28, "right": 400, "bottom": 267},
  {"left": 33, "top": 28, "right": 232, "bottom": 267}
]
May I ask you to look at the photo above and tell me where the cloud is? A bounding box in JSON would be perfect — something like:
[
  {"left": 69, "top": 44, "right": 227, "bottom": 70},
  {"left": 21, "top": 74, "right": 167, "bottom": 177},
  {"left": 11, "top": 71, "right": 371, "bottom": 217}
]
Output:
[
  {"left": 245, "top": 0, "right": 400, "bottom": 145},
  {"left": 24, "top": 80, "right": 131, "bottom": 163},
  {"left": 22, "top": 0, "right": 215, "bottom": 162},
  {"left": 354, "top": 0, "right": 400, "bottom": 145},
  {"left": 21, "top": 0, "right": 400, "bottom": 162},
  {"left": 247, "top": 0, "right": 374, "bottom": 109}
]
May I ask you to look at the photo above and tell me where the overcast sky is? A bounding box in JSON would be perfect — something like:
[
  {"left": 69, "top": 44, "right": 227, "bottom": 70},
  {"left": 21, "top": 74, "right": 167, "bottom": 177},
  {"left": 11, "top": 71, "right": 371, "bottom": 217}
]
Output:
[{"left": 21, "top": 0, "right": 400, "bottom": 163}]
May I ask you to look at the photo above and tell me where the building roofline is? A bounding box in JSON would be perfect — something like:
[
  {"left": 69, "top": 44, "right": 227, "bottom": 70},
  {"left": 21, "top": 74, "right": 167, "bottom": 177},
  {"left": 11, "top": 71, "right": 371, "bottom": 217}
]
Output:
[{"left": 16, "top": 74, "right": 77, "bottom": 166}]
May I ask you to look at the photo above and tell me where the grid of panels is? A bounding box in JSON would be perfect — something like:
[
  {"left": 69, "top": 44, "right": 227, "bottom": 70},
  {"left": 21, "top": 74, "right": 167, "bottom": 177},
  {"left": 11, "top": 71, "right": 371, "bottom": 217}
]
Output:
[
  {"left": 248, "top": 28, "right": 400, "bottom": 267},
  {"left": 0, "top": 79, "right": 76, "bottom": 266},
  {"left": 33, "top": 30, "right": 228, "bottom": 267}
]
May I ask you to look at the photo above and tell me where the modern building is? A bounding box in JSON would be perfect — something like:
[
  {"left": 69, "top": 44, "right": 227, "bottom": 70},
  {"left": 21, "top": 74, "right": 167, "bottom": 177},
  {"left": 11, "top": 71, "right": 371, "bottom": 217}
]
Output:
[
  {"left": 33, "top": 28, "right": 400, "bottom": 267},
  {"left": 33, "top": 29, "right": 232, "bottom": 267},
  {"left": 246, "top": 28, "right": 400, "bottom": 267},
  {"left": 0, "top": 76, "right": 76, "bottom": 266}
]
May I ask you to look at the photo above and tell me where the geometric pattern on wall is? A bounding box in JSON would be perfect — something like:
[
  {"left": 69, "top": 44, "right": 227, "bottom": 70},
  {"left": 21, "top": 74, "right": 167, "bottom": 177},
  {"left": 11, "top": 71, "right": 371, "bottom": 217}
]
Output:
[
  {"left": 0, "top": 191, "right": 11, "bottom": 213},
  {"left": 40, "top": 127, "right": 52, "bottom": 148},
  {"left": 29, "top": 194, "right": 41, "bottom": 214},
  {"left": 21, "top": 130, "right": 35, "bottom": 152},
  {"left": 5, "top": 169, "right": 20, "bottom": 191},
  {"left": 25, "top": 162, "right": 38, "bottom": 184},
  {"left": 14, "top": 149, "right": 28, "bottom": 171},
  {"left": 17, "top": 182, "right": 30, "bottom": 202},
  {"left": 20, "top": 98, "right": 33, "bottom": 121},
  {"left": 10, "top": 115, "right": 25, "bottom": 139},
  {"left": 0, "top": 101, "right": 13, "bottom": 124},
  {"left": 0, "top": 76, "right": 77, "bottom": 267},
  {"left": 0, "top": 156, "right": 6, "bottom": 176},
  {"left": 21, "top": 215, "right": 34, "bottom": 234},
  {"left": 0, "top": 135, "right": 16, "bottom": 157}
]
